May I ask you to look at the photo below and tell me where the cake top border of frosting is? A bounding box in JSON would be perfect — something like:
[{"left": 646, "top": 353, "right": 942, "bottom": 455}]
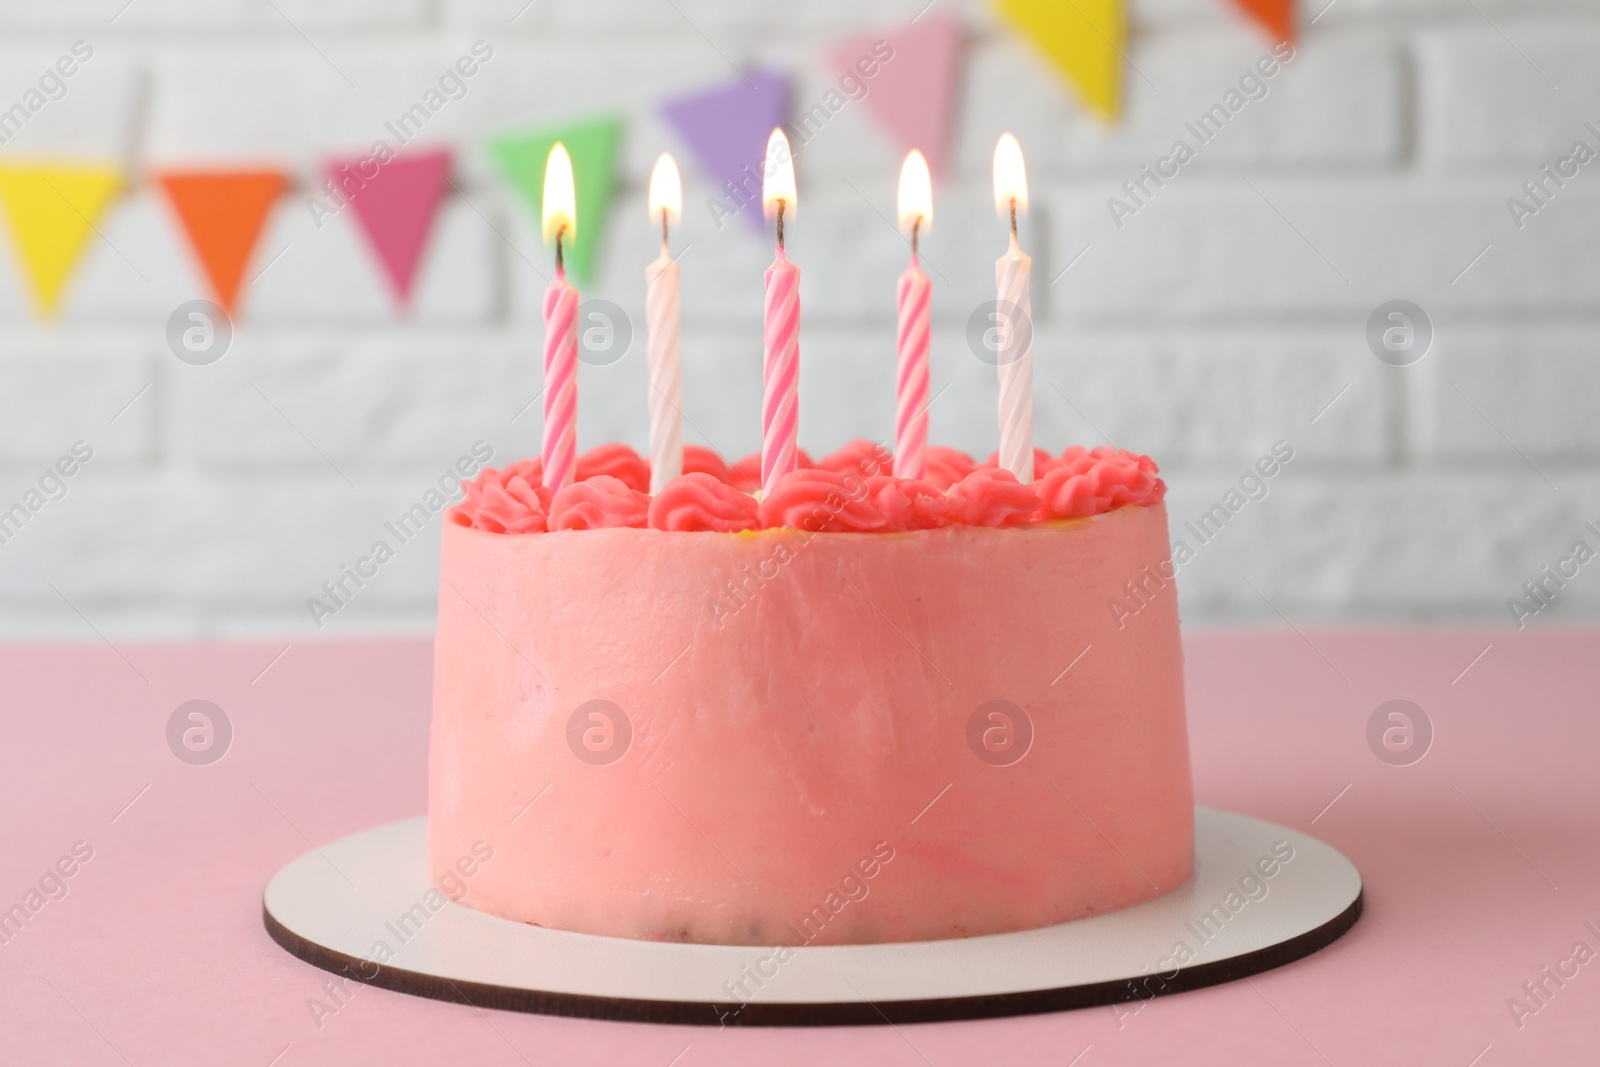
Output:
[{"left": 451, "top": 440, "right": 1165, "bottom": 535}]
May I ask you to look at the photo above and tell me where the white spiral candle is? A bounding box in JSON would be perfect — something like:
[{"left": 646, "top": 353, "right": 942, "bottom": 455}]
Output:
[
  {"left": 646, "top": 252, "right": 682, "bottom": 493},
  {"left": 992, "top": 133, "right": 1033, "bottom": 484},
  {"left": 995, "top": 236, "right": 1034, "bottom": 484},
  {"left": 645, "top": 155, "right": 684, "bottom": 495}
]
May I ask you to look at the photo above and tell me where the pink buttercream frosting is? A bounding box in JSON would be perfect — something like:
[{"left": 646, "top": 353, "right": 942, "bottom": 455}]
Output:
[
  {"left": 451, "top": 458, "right": 551, "bottom": 534},
  {"left": 576, "top": 443, "right": 651, "bottom": 493},
  {"left": 681, "top": 444, "right": 734, "bottom": 485},
  {"left": 452, "top": 443, "right": 1166, "bottom": 534},
  {"left": 757, "top": 468, "right": 890, "bottom": 532},
  {"left": 869, "top": 475, "right": 958, "bottom": 531},
  {"left": 814, "top": 438, "right": 894, "bottom": 481},
  {"left": 925, "top": 445, "right": 978, "bottom": 490},
  {"left": 548, "top": 475, "right": 650, "bottom": 531},
  {"left": 948, "top": 467, "right": 1043, "bottom": 527},
  {"left": 1035, "top": 446, "right": 1166, "bottom": 520},
  {"left": 430, "top": 506, "right": 1193, "bottom": 945},
  {"left": 647, "top": 473, "right": 761, "bottom": 532}
]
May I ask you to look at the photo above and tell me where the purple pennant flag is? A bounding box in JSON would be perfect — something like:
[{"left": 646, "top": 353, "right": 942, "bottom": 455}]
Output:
[{"left": 660, "top": 70, "right": 791, "bottom": 233}]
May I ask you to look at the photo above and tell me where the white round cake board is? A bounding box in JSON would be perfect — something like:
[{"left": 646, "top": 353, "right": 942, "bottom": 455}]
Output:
[{"left": 263, "top": 807, "right": 1361, "bottom": 1026}]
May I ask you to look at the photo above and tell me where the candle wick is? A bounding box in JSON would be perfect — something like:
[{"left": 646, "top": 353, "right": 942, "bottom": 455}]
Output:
[
  {"left": 555, "top": 224, "right": 566, "bottom": 277},
  {"left": 911, "top": 216, "right": 921, "bottom": 261},
  {"left": 776, "top": 199, "right": 786, "bottom": 250},
  {"left": 660, "top": 211, "right": 670, "bottom": 257},
  {"left": 1009, "top": 197, "right": 1017, "bottom": 241}
]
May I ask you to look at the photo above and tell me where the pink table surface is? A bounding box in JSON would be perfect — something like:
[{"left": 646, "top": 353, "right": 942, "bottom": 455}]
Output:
[{"left": 2, "top": 628, "right": 1596, "bottom": 1066}]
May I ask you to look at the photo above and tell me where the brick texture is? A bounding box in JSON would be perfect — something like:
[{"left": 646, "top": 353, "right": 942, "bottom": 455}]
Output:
[{"left": 0, "top": 3, "right": 1594, "bottom": 636}]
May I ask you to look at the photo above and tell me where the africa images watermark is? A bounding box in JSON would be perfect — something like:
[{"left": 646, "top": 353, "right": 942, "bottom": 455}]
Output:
[
  {"left": 1506, "top": 520, "right": 1600, "bottom": 629},
  {"left": 305, "top": 40, "right": 495, "bottom": 230},
  {"left": 713, "top": 840, "right": 898, "bottom": 1027},
  {"left": 1107, "top": 41, "right": 1297, "bottom": 230},
  {"left": 705, "top": 444, "right": 892, "bottom": 629},
  {"left": 706, "top": 41, "right": 896, "bottom": 230},
  {"left": 1505, "top": 120, "right": 1600, "bottom": 231},
  {"left": 0, "top": 840, "right": 95, "bottom": 950},
  {"left": 0, "top": 40, "right": 95, "bottom": 144},
  {"left": 1506, "top": 918, "right": 1600, "bottom": 1031},
  {"left": 0, "top": 440, "right": 95, "bottom": 549},
  {"left": 1111, "top": 840, "right": 1297, "bottom": 1028},
  {"left": 306, "top": 840, "right": 495, "bottom": 1030},
  {"left": 306, "top": 440, "right": 495, "bottom": 629},
  {"left": 1109, "top": 441, "right": 1295, "bottom": 630}
]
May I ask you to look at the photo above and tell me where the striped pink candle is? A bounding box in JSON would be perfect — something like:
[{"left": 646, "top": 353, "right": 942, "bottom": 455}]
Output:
[
  {"left": 894, "top": 151, "right": 934, "bottom": 481},
  {"left": 542, "top": 272, "right": 579, "bottom": 492},
  {"left": 895, "top": 263, "right": 930, "bottom": 480},
  {"left": 762, "top": 249, "right": 800, "bottom": 494},
  {"left": 540, "top": 143, "right": 579, "bottom": 493},
  {"left": 761, "top": 129, "right": 800, "bottom": 496}
]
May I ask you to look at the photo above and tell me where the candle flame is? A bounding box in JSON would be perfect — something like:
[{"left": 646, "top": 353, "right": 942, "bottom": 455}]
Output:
[
  {"left": 648, "top": 153, "right": 682, "bottom": 228},
  {"left": 541, "top": 142, "right": 576, "bottom": 246},
  {"left": 992, "top": 133, "right": 1028, "bottom": 219},
  {"left": 897, "top": 150, "right": 933, "bottom": 236},
  {"left": 762, "top": 128, "right": 796, "bottom": 222}
]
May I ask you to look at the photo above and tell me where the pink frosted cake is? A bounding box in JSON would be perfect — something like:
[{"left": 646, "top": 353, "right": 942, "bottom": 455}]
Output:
[{"left": 428, "top": 440, "right": 1193, "bottom": 946}]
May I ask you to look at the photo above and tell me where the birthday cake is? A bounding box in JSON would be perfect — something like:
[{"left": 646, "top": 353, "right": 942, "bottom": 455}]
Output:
[{"left": 427, "top": 439, "right": 1194, "bottom": 947}]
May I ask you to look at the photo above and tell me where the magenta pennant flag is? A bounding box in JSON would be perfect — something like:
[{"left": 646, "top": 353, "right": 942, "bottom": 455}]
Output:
[
  {"left": 660, "top": 70, "right": 790, "bottom": 234},
  {"left": 829, "top": 14, "right": 963, "bottom": 175},
  {"left": 326, "top": 148, "right": 452, "bottom": 304}
]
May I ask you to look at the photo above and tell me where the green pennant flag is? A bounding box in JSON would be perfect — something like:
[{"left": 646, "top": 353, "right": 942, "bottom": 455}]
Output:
[{"left": 490, "top": 114, "right": 623, "bottom": 288}]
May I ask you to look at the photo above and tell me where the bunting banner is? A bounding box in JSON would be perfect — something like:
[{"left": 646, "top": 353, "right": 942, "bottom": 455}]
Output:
[
  {"left": 1228, "top": 0, "right": 1293, "bottom": 44},
  {"left": 828, "top": 14, "right": 963, "bottom": 175},
  {"left": 0, "top": 163, "right": 122, "bottom": 315},
  {"left": 157, "top": 169, "right": 286, "bottom": 313},
  {"left": 490, "top": 115, "right": 622, "bottom": 288},
  {"left": 660, "top": 71, "right": 791, "bottom": 234},
  {"left": 327, "top": 148, "right": 452, "bottom": 306},
  {"left": 0, "top": 17, "right": 1328, "bottom": 318},
  {"left": 994, "top": 0, "right": 1123, "bottom": 121}
]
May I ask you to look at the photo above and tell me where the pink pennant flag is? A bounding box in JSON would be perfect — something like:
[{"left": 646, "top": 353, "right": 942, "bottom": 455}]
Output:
[
  {"left": 828, "top": 14, "right": 964, "bottom": 174},
  {"left": 325, "top": 148, "right": 452, "bottom": 304}
]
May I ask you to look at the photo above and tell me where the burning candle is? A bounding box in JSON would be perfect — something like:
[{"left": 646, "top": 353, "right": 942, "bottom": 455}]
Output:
[
  {"left": 646, "top": 153, "right": 683, "bottom": 494},
  {"left": 540, "top": 143, "right": 580, "bottom": 493},
  {"left": 992, "top": 133, "right": 1034, "bottom": 484},
  {"left": 895, "top": 150, "right": 933, "bottom": 481},
  {"left": 760, "top": 128, "right": 800, "bottom": 496}
]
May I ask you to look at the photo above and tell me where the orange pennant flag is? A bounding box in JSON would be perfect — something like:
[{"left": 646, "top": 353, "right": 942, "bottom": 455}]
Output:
[
  {"left": 1228, "top": 0, "right": 1293, "bottom": 43},
  {"left": 156, "top": 169, "right": 285, "bottom": 313}
]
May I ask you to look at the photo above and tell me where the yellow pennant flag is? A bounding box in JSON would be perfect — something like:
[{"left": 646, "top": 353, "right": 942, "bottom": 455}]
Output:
[
  {"left": 995, "top": 0, "right": 1123, "bottom": 120},
  {"left": 0, "top": 163, "right": 123, "bottom": 315}
]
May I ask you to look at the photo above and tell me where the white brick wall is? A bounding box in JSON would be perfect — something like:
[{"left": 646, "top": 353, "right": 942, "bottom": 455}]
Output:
[{"left": 1, "top": 0, "right": 1597, "bottom": 638}]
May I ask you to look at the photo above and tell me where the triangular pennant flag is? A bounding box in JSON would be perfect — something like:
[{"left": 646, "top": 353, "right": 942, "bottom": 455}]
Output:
[
  {"left": 995, "top": 0, "right": 1123, "bottom": 120},
  {"left": 661, "top": 71, "right": 790, "bottom": 233},
  {"left": 828, "top": 15, "right": 963, "bottom": 174},
  {"left": 490, "top": 115, "right": 622, "bottom": 288},
  {"left": 1228, "top": 0, "right": 1293, "bottom": 44},
  {"left": 0, "top": 163, "right": 122, "bottom": 316},
  {"left": 156, "top": 169, "right": 285, "bottom": 313},
  {"left": 327, "top": 148, "right": 452, "bottom": 305}
]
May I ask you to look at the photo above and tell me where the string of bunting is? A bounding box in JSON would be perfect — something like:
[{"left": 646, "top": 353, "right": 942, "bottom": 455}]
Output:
[{"left": 0, "top": 1, "right": 1293, "bottom": 319}]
